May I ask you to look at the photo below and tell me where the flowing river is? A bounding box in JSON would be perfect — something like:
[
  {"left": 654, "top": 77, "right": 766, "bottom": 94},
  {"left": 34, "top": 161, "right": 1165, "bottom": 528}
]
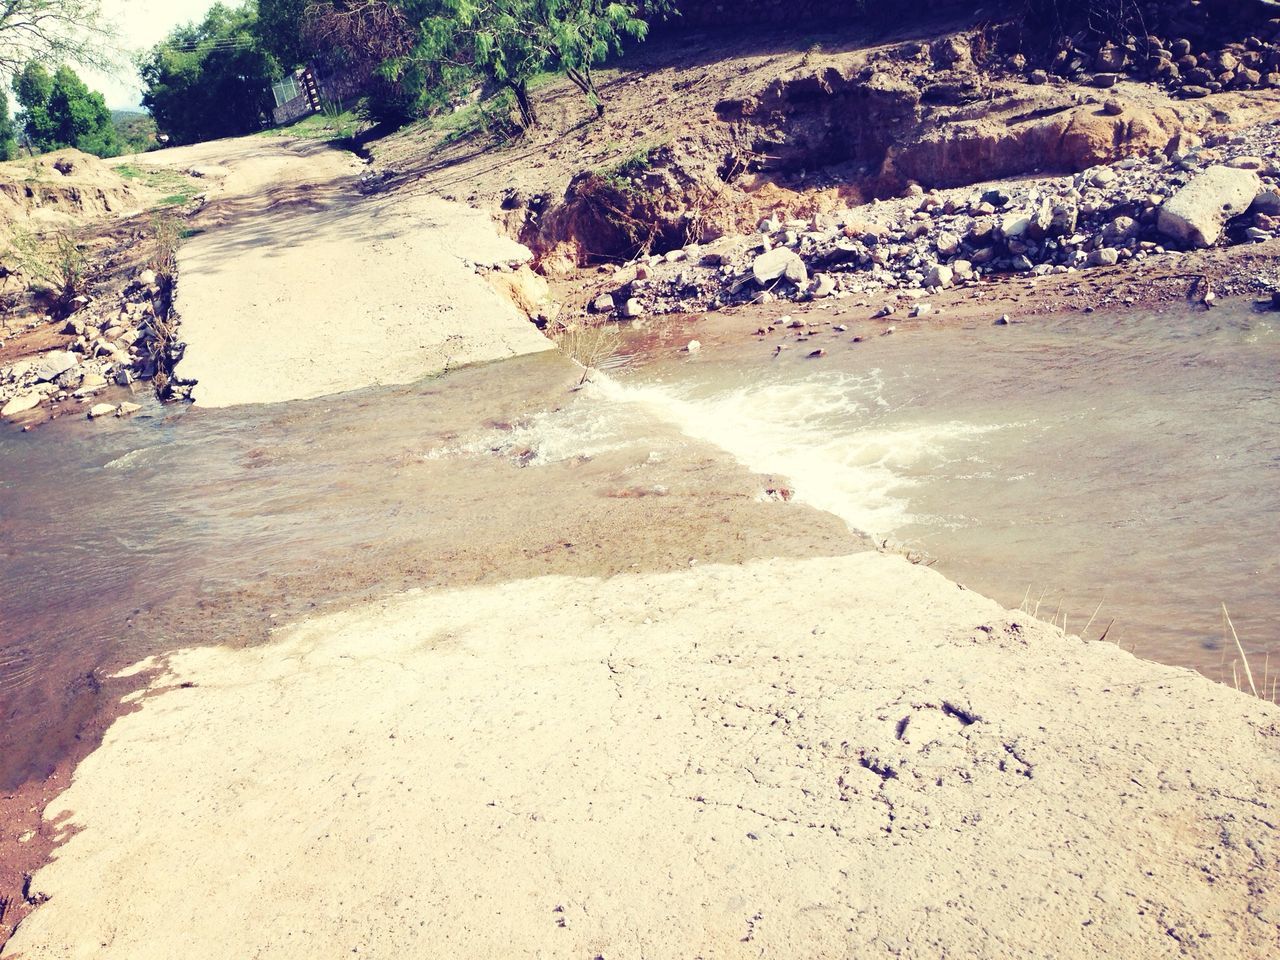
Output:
[{"left": 2, "top": 299, "right": 1277, "bottom": 791}]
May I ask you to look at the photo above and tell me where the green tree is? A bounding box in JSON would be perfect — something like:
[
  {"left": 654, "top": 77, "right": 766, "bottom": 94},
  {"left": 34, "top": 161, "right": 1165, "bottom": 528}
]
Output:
[
  {"left": 257, "top": 0, "right": 310, "bottom": 68},
  {"left": 12, "top": 62, "right": 120, "bottom": 157},
  {"left": 305, "top": 1, "right": 668, "bottom": 130},
  {"left": 0, "top": 89, "right": 18, "bottom": 160},
  {"left": 139, "top": 2, "right": 280, "bottom": 146},
  {"left": 47, "top": 66, "right": 120, "bottom": 156},
  {"left": 13, "top": 62, "right": 56, "bottom": 148},
  {"left": 408, "top": 0, "right": 665, "bottom": 127}
]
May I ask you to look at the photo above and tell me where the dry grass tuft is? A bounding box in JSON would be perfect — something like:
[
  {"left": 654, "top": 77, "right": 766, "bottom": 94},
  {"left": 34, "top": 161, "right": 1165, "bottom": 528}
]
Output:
[{"left": 553, "top": 320, "right": 633, "bottom": 385}]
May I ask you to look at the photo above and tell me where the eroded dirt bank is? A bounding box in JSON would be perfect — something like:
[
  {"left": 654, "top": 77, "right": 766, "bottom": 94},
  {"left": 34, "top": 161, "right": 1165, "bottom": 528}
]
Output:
[{"left": 6, "top": 554, "right": 1279, "bottom": 959}]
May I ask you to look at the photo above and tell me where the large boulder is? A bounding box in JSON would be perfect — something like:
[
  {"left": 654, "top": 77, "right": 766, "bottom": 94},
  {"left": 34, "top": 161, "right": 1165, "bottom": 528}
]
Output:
[
  {"left": 32, "top": 350, "right": 78, "bottom": 383},
  {"left": 1158, "top": 166, "right": 1263, "bottom": 247},
  {"left": 752, "top": 247, "right": 808, "bottom": 286}
]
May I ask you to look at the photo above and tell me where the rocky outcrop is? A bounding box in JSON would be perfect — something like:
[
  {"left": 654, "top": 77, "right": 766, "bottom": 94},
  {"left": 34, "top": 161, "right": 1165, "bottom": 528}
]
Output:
[
  {"left": 1157, "top": 164, "right": 1263, "bottom": 246},
  {"left": 886, "top": 100, "right": 1190, "bottom": 189},
  {"left": 592, "top": 117, "right": 1280, "bottom": 318}
]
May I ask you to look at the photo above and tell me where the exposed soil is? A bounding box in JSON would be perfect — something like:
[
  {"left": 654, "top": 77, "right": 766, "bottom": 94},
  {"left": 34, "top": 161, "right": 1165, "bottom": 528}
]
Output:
[{"left": 366, "top": 11, "right": 1280, "bottom": 324}]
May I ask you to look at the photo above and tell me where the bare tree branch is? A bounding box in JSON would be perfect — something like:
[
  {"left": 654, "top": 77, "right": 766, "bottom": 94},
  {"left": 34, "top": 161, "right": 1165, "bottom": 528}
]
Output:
[{"left": 0, "top": 0, "right": 120, "bottom": 77}]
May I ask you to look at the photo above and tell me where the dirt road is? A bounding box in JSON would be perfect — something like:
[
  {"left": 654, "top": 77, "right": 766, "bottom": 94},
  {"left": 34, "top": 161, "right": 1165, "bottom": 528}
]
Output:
[{"left": 137, "top": 136, "right": 554, "bottom": 407}]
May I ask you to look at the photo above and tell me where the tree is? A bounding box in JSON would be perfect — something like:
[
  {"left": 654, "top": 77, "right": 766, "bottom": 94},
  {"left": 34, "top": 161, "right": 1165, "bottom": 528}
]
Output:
[
  {"left": 12, "top": 61, "right": 120, "bottom": 157},
  {"left": 409, "top": 1, "right": 666, "bottom": 128},
  {"left": 139, "top": 2, "right": 281, "bottom": 145},
  {"left": 257, "top": 0, "right": 310, "bottom": 68},
  {"left": 12, "top": 62, "right": 55, "bottom": 148},
  {"left": 301, "top": 1, "right": 419, "bottom": 124},
  {"left": 305, "top": 1, "right": 668, "bottom": 131},
  {"left": 48, "top": 66, "right": 119, "bottom": 155},
  {"left": 0, "top": 89, "right": 17, "bottom": 160},
  {"left": 0, "top": 0, "right": 117, "bottom": 77}
]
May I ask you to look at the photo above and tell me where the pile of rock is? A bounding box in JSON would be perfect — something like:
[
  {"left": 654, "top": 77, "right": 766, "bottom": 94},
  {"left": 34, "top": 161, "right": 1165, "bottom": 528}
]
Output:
[
  {"left": 0, "top": 267, "right": 178, "bottom": 422},
  {"left": 1015, "top": 1, "right": 1280, "bottom": 100},
  {"left": 598, "top": 120, "right": 1280, "bottom": 318}
]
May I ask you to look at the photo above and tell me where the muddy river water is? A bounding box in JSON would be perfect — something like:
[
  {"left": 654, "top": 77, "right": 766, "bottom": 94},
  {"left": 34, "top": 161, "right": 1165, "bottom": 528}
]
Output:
[{"left": 2, "top": 300, "right": 1277, "bottom": 791}]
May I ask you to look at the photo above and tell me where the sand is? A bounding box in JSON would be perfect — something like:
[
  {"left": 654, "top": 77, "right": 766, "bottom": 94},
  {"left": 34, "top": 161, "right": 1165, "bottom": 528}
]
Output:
[
  {"left": 145, "top": 137, "right": 555, "bottom": 407},
  {"left": 6, "top": 553, "right": 1279, "bottom": 959}
]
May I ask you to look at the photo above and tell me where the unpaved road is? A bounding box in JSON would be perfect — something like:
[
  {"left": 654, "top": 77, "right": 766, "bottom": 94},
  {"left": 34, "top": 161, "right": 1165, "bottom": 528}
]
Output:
[
  {"left": 6, "top": 553, "right": 1279, "bottom": 958},
  {"left": 138, "top": 136, "right": 553, "bottom": 407}
]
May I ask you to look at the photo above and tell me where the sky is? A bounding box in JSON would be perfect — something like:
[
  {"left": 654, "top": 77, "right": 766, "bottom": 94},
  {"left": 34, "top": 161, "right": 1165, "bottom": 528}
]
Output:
[{"left": 84, "top": 0, "right": 221, "bottom": 110}]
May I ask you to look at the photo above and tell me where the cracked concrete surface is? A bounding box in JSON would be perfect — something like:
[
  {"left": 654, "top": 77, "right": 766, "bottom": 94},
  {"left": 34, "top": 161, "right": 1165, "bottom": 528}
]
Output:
[{"left": 5, "top": 554, "right": 1279, "bottom": 958}]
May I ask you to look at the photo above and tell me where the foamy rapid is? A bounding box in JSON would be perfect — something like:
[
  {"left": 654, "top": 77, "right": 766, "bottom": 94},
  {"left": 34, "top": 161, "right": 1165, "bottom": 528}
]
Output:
[{"left": 591, "top": 371, "right": 1000, "bottom": 537}]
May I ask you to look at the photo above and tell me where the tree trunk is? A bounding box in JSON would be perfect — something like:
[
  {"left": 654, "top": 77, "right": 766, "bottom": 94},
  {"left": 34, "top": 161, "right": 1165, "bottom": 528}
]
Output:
[
  {"left": 566, "top": 67, "right": 606, "bottom": 118},
  {"left": 510, "top": 81, "right": 537, "bottom": 129}
]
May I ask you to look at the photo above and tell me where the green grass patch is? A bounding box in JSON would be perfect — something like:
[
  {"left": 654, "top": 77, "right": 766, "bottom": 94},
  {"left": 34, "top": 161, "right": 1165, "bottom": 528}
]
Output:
[
  {"left": 427, "top": 91, "right": 522, "bottom": 148},
  {"left": 597, "top": 142, "right": 665, "bottom": 193},
  {"left": 111, "top": 161, "right": 200, "bottom": 209},
  {"left": 260, "top": 103, "right": 364, "bottom": 142}
]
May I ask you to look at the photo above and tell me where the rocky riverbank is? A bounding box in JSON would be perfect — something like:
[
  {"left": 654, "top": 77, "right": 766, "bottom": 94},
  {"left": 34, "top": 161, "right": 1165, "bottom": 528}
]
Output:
[
  {"left": 0, "top": 266, "right": 173, "bottom": 425},
  {"left": 586, "top": 117, "right": 1280, "bottom": 323}
]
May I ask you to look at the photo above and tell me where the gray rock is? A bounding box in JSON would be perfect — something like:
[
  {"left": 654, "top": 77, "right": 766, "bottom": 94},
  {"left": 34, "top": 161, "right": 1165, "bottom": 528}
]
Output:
[
  {"left": 925, "top": 264, "right": 954, "bottom": 289},
  {"left": 589, "top": 294, "right": 616, "bottom": 313},
  {"left": 1157, "top": 165, "right": 1263, "bottom": 247},
  {"left": 1089, "top": 167, "right": 1118, "bottom": 187},
  {"left": 1101, "top": 216, "right": 1140, "bottom": 245},
  {"left": 752, "top": 248, "right": 808, "bottom": 286},
  {"left": 808, "top": 273, "right": 837, "bottom": 299},
  {"left": 88, "top": 402, "right": 117, "bottom": 419},
  {"left": 2, "top": 392, "right": 41, "bottom": 417},
  {"left": 1000, "top": 214, "right": 1031, "bottom": 241},
  {"left": 1088, "top": 248, "right": 1121, "bottom": 267},
  {"left": 622, "top": 298, "right": 645, "bottom": 319},
  {"left": 1096, "top": 43, "right": 1127, "bottom": 72},
  {"left": 1250, "top": 190, "right": 1280, "bottom": 215},
  {"left": 1049, "top": 203, "right": 1079, "bottom": 238},
  {"left": 33, "top": 350, "right": 78, "bottom": 383}
]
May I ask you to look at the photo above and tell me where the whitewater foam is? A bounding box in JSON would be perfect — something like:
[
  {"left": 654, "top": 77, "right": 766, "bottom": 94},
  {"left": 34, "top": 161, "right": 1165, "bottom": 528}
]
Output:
[{"left": 592, "top": 371, "right": 1001, "bottom": 537}]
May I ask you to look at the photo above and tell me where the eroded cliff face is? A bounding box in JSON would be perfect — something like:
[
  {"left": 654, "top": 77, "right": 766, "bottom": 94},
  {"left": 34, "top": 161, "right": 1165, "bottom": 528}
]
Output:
[{"left": 521, "top": 29, "right": 1248, "bottom": 267}]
